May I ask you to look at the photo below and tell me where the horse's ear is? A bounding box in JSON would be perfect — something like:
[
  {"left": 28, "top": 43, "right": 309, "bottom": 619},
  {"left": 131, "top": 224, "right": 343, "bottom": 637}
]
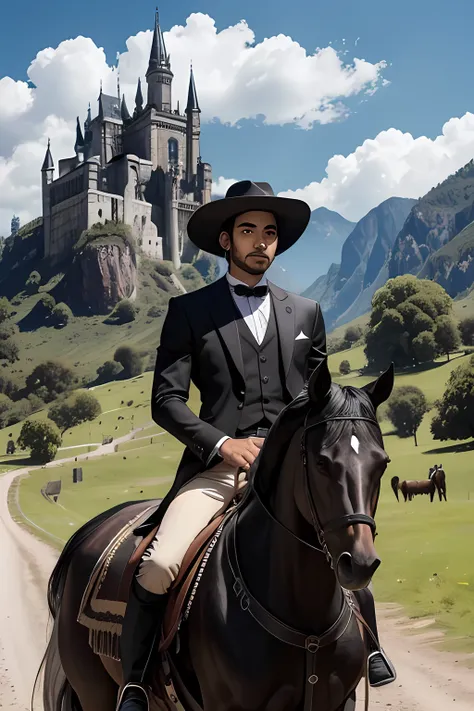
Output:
[
  {"left": 308, "top": 358, "right": 332, "bottom": 404},
  {"left": 361, "top": 362, "right": 394, "bottom": 409}
]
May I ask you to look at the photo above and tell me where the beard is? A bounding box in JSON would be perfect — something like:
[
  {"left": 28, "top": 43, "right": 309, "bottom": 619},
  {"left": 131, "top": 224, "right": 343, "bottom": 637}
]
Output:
[{"left": 230, "top": 250, "right": 270, "bottom": 275}]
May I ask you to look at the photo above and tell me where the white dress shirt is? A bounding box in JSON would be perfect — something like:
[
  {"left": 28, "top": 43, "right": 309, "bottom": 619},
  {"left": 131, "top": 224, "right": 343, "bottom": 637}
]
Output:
[
  {"left": 226, "top": 272, "right": 270, "bottom": 345},
  {"left": 206, "top": 272, "right": 272, "bottom": 464}
]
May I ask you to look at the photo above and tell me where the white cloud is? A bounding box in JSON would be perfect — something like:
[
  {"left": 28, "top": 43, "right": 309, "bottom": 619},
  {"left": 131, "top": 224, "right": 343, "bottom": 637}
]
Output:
[
  {"left": 278, "top": 113, "right": 474, "bottom": 221},
  {"left": 0, "top": 13, "right": 386, "bottom": 236},
  {"left": 211, "top": 176, "right": 239, "bottom": 196}
]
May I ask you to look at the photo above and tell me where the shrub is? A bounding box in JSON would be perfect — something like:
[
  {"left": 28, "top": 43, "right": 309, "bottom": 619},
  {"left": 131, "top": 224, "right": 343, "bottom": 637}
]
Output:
[
  {"left": 96, "top": 360, "right": 123, "bottom": 383},
  {"left": 110, "top": 299, "right": 136, "bottom": 324},
  {"left": 339, "top": 360, "right": 351, "bottom": 375},
  {"left": 52, "top": 302, "right": 73, "bottom": 327},
  {"left": 114, "top": 345, "right": 143, "bottom": 378}
]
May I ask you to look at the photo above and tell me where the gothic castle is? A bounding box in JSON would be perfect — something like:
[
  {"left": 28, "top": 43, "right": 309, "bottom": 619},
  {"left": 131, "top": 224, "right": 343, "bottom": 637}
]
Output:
[{"left": 41, "top": 11, "right": 212, "bottom": 269}]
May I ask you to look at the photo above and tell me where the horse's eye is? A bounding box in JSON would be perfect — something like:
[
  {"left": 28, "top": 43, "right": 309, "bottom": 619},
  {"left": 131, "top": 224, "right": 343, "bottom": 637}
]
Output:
[{"left": 317, "top": 457, "right": 326, "bottom": 468}]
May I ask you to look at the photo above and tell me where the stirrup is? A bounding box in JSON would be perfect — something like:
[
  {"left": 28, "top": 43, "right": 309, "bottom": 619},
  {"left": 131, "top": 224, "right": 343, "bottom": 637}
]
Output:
[
  {"left": 367, "top": 649, "right": 397, "bottom": 687},
  {"left": 116, "top": 682, "right": 150, "bottom": 711}
]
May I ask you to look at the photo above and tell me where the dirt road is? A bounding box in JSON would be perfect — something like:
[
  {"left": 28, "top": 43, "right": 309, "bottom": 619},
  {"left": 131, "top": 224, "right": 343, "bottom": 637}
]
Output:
[{"left": 1, "top": 438, "right": 473, "bottom": 710}]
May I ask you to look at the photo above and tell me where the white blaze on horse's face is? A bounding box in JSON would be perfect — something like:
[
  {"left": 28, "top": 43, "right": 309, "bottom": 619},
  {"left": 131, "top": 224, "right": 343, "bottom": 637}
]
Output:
[{"left": 350, "top": 435, "right": 360, "bottom": 454}]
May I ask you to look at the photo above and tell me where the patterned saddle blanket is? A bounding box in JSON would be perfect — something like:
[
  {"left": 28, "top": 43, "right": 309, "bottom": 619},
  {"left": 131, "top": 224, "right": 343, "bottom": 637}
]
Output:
[{"left": 77, "top": 499, "right": 228, "bottom": 661}]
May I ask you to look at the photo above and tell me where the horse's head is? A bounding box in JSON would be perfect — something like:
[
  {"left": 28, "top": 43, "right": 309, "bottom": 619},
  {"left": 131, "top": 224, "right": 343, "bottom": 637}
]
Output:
[{"left": 297, "top": 359, "right": 394, "bottom": 591}]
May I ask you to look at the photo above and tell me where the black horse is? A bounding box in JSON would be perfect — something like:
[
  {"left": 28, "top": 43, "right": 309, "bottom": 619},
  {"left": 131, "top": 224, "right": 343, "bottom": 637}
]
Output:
[{"left": 38, "top": 360, "right": 394, "bottom": 711}]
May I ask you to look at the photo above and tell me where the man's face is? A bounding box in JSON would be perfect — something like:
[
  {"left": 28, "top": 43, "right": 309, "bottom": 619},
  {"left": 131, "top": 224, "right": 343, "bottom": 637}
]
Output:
[{"left": 218, "top": 210, "right": 278, "bottom": 276}]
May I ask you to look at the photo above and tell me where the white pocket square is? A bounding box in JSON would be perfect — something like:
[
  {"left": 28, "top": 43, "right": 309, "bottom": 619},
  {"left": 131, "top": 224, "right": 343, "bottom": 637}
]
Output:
[{"left": 295, "top": 330, "right": 309, "bottom": 341}]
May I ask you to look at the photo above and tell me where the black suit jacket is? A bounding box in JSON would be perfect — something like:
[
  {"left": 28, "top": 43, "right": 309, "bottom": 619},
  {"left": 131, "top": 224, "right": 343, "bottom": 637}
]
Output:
[{"left": 138, "top": 276, "right": 326, "bottom": 532}]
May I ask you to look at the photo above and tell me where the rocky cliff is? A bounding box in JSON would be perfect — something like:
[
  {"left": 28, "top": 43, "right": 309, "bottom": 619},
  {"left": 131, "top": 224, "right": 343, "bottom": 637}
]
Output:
[
  {"left": 418, "top": 220, "right": 474, "bottom": 297},
  {"left": 55, "top": 236, "right": 137, "bottom": 314},
  {"left": 389, "top": 160, "right": 474, "bottom": 278},
  {"left": 303, "top": 197, "right": 416, "bottom": 329}
]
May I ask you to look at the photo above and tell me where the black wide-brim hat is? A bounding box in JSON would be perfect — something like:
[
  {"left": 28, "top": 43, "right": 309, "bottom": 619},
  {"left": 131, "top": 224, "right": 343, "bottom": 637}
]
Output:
[{"left": 187, "top": 180, "right": 311, "bottom": 258}]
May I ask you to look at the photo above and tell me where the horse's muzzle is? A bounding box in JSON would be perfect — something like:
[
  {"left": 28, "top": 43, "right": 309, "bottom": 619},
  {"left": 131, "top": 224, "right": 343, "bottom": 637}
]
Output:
[{"left": 335, "top": 551, "right": 381, "bottom": 591}]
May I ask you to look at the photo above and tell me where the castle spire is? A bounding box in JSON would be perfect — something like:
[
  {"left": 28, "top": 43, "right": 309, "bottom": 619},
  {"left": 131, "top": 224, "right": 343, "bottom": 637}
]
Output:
[
  {"left": 145, "top": 9, "right": 173, "bottom": 112},
  {"left": 148, "top": 8, "right": 170, "bottom": 73},
  {"left": 41, "top": 139, "right": 54, "bottom": 172},
  {"left": 185, "top": 63, "right": 201, "bottom": 184},
  {"left": 74, "top": 116, "right": 85, "bottom": 155},
  {"left": 135, "top": 78, "right": 144, "bottom": 114},
  {"left": 85, "top": 102, "right": 92, "bottom": 128},
  {"left": 186, "top": 63, "right": 200, "bottom": 113},
  {"left": 121, "top": 94, "right": 131, "bottom": 122},
  {"left": 98, "top": 83, "right": 104, "bottom": 119}
]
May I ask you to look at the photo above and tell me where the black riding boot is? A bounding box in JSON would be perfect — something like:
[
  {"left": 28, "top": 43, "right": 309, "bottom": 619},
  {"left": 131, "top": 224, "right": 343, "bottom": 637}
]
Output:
[
  {"left": 117, "top": 578, "right": 169, "bottom": 711},
  {"left": 354, "top": 588, "right": 397, "bottom": 687}
]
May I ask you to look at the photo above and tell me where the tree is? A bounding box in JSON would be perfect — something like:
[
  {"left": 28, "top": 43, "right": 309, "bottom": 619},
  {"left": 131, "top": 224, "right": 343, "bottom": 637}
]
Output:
[
  {"left": 365, "top": 275, "right": 454, "bottom": 369},
  {"left": 17, "top": 420, "right": 62, "bottom": 463},
  {"left": 52, "top": 302, "right": 73, "bottom": 327},
  {"left": 431, "top": 355, "right": 474, "bottom": 441},
  {"left": 0, "top": 338, "right": 19, "bottom": 363},
  {"left": 111, "top": 299, "right": 136, "bottom": 324},
  {"left": 459, "top": 317, "right": 474, "bottom": 346},
  {"left": 25, "top": 360, "right": 75, "bottom": 402},
  {"left": 0, "top": 393, "right": 14, "bottom": 428},
  {"left": 412, "top": 331, "right": 437, "bottom": 363},
  {"left": 343, "top": 325, "right": 363, "bottom": 345},
  {"left": 96, "top": 360, "right": 123, "bottom": 384},
  {"left": 48, "top": 392, "right": 101, "bottom": 433},
  {"left": 387, "top": 386, "right": 428, "bottom": 446},
  {"left": 114, "top": 345, "right": 143, "bottom": 378},
  {"left": 434, "top": 315, "right": 460, "bottom": 361},
  {"left": 339, "top": 359, "right": 351, "bottom": 375}
]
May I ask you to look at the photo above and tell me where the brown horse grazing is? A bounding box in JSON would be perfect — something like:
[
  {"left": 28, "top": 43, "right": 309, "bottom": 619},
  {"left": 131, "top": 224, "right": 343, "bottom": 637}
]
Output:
[
  {"left": 391, "top": 476, "right": 436, "bottom": 502},
  {"left": 391, "top": 464, "right": 448, "bottom": 504},
  {"left": 36, "top": 361, "right": 394, "bottom": 711}
]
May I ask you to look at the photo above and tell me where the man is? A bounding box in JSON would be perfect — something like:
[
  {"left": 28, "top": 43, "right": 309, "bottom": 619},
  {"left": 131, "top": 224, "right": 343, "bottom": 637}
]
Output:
[{"left": 118, "top": 181, "right": 396, "bottom": 711}]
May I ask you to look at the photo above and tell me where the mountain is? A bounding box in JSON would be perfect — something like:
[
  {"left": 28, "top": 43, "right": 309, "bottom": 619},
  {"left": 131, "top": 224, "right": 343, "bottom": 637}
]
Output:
[
  {"left": 389, "top": 160, "right": 474, "bottom": 278},
  {"left": 217, "top": 207, "right": 355, "bottom": 292},
  {"left": 302, "top": 197, "right": 417, "bottom": 330},
  {"left": 418, "top": 219, "right": 474, "bottom": 296}
]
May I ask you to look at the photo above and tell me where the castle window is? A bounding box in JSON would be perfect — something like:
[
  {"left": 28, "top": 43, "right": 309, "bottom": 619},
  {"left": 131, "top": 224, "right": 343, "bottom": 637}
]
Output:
[
  {"left": 168, "top": 138, "right": 179, "bottom": 166},
  {"left": 98, "top": 209, "right": 103, "bottom": 218},
  {"left": 149, "top": 240, "right": 152, "bottom": 245}
]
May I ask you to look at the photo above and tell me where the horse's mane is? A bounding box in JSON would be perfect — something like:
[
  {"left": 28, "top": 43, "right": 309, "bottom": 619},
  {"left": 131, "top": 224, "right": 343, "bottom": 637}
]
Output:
[{"left": 252, "top": 381, "right": 378, "bottom": 497}]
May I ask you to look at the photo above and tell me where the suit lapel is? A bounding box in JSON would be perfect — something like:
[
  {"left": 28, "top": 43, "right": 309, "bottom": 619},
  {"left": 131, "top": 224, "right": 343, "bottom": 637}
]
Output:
[
  {"left": 209, "top": 277, "right": 245, "bottom": 382},
  {"left": 268, "top": 281, "right": 295, "bottom": 379}
]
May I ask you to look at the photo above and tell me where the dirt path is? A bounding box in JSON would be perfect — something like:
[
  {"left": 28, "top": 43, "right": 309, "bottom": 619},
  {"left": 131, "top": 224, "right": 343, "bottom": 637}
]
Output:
[{"left": 1, "top": 428, "right": 473, "bottom": 710}]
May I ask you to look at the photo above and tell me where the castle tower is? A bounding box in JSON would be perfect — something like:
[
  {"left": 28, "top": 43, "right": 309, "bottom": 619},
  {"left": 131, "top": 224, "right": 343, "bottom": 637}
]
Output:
[
  {"left": 146, "top": 9, "right": 173, "bottom": 112},
  {"left": 41, "top": 139, "right": 54, "bottom": 258},
  {"left": 185, "top": 64, "right": 201, "bottom": 186},
  {"left": 74, "top": 117, "right": 85, "bottom": 163},
  {"left": 83, "top": 104, "right": 93, "bottom": 160}
]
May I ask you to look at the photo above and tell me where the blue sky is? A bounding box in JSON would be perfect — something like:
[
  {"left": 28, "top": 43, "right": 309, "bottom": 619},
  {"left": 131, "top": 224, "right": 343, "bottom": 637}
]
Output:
[{"left": 2, "top": 0, "right": 474, "bottom": 234}]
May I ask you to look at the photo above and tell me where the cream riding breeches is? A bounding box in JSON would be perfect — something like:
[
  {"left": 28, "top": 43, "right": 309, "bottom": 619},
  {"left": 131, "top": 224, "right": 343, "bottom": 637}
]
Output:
[{"left": 136, "top": 460, "right": 246, "bottom": 595}]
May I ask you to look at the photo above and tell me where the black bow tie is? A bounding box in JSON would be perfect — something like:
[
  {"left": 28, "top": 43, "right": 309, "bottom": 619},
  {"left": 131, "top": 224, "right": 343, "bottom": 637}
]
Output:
[{"left": 233, "top": 284, "right": 268, "bottom": 298}]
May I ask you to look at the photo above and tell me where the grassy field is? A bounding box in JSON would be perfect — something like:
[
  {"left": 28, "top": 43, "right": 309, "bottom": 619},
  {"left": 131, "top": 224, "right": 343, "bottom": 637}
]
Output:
[
  {"left": 2, "top": 279, "right": 473, "bottom": 650},
  {"left": 7, "top": 349, "right": 474, "bottom": 652}
]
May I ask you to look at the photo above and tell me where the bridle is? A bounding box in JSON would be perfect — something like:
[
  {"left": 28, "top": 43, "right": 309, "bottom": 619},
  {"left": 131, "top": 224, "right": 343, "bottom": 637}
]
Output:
[
  {"left": 249, "top": 409, "right": 382, "bottom": 568},
  {"left": 300, "top": 411, "right": 381, "bottom": 568}
]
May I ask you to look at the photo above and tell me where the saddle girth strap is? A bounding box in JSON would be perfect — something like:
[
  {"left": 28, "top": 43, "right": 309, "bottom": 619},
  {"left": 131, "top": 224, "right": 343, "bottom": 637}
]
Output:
[{"left": 226, "top": 513, "right": 354, "bottom": 711}]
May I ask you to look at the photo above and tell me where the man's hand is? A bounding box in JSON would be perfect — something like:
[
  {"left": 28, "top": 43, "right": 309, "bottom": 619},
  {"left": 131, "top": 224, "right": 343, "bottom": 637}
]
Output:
[{"left": 219, "top": 437, "right": 265, "bottom": 470}]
